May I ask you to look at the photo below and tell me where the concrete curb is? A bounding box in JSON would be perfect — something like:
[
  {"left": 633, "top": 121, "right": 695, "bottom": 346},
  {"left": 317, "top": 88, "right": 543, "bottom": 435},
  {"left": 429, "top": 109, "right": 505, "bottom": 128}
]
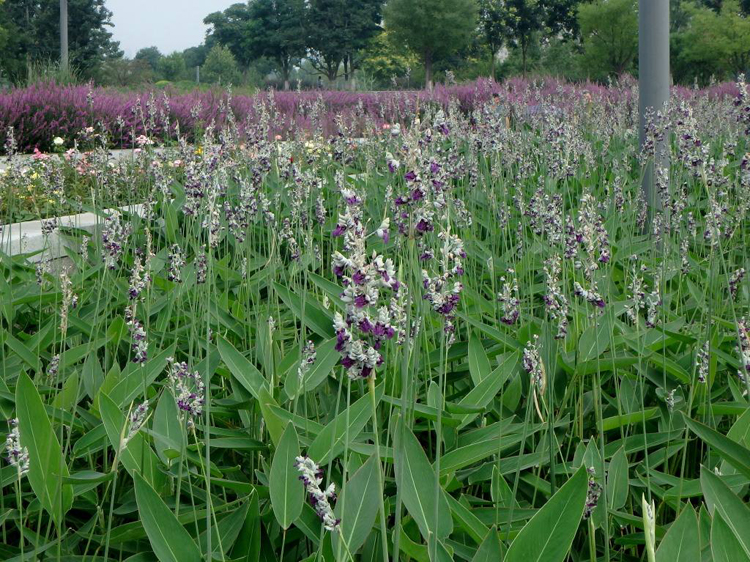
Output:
[{"left": 1, "top": 203, "right": 148, "bottom": 263}]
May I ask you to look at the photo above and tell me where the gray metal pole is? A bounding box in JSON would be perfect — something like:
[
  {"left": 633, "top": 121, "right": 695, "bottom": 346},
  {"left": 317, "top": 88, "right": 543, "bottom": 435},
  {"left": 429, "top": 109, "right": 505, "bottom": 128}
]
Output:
[
  {"left": 60, "top": 0, "right": 69, "bottom": 70},
  {"left": 639, "top": 0, "right": 669, "bottom": 228}
]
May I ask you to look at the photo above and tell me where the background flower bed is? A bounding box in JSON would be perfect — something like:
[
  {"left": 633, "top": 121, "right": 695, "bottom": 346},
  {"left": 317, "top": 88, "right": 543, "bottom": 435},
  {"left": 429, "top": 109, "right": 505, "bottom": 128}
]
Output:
[{"left": 0, "top": 77, "right": 741, "bottom": 153}]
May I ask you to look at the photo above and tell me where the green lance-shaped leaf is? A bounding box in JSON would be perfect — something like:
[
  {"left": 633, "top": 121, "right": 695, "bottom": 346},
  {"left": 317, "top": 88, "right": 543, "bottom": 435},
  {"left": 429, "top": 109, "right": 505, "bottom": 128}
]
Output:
[
  {"left": 333, "top": 454, "right": 381, "bottom": 556},
  {"left": 683, "top": 414, "right": 750, "bottom": 479},
  {"left": 133, "top": 472, "right": 202, "bottom": 562},
  {"left": 468, "top": 334, "right": 491, "bottom": 385},
  {"left": 700, "top": 466, "right": 750, "bottom": 558},
  {"left": 504, "top": 466, "right": 588, "bottom": 562},
  {"left": 655, "top": 506, "right": 699, "bottom": 562},
  {"left": 607, "top": 446, "right": 629, "bottom": 510},
  {"left": 471, "top": 527, "right": 503, "bottom": 562},
  {"left": 712, "top": 511, "right": 750, "bottom": 562},
  {"left": 15, "top": 372, "right": 73, "bottom": 528},
  {"left": 269, "top": 423, "right": 304, "bottom": 529},
  {"left": 217, "top": 336, "right": 267, "bottom": 400},
  {"left": 394, "top": 424, "right": 453, "bottom": 543}
]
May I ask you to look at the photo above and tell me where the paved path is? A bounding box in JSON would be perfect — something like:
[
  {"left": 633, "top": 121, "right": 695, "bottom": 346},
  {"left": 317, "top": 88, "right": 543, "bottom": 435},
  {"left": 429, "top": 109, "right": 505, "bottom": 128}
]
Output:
[{"left": 0, "top": 148, "right": 170, "bottom": 171}]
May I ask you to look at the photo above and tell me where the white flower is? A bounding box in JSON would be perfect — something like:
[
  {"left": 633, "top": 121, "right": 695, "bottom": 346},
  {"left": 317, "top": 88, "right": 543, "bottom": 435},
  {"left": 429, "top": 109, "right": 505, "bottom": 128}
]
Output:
[{"left": 53, "top": 137, "right": 64, "bottom": 146}]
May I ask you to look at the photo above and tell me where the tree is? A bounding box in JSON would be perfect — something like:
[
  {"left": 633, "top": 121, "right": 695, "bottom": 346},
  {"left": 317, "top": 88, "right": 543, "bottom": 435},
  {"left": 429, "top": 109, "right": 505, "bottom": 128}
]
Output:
[
  {"left": 244, "top": 0, "right": 307, "bottom": 90},
  {"left": 182, "top": 45, "right": 208, "bottom": 71},
  {"left": 0, "top": 0, "right": 120, "bottom": 82},
  {"left": 158, "top": 52, "right": 186, "bottom": 81},
  {"left": 499, "top": 0, "right": 547, "bottom": 76},
  {"left": 202, "top": 44, "right": 241, "bottom": 85},
  {"left": 578, "top": 0, "right": 638, "bottom": 79},
  {"left": 204, "top": 3, "right": 253, "bottom": 67},
  {"left": 360, "top": 29, "right": 419, "bottom": 86},
  {"left": 677, "top": 0, "right": 750, "bottom": 82},
  {"left": 478, "top": 0, "right": 508, "bottom": 78},
  {"left": 135, "top": 46, "right": 163, "bottom": 73},
  {"left": 385, "top": 0, "right": 478, "bottom": 88},
  {"left": 306, "top": 0, "right": 382, "bottom": 84},
  {"left": 101, "top": 57, "right": 154, "bottom": 86}
]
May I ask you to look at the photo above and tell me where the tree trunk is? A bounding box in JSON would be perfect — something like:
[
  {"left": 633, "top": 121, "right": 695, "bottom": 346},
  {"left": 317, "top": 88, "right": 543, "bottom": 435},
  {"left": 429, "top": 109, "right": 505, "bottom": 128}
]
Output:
[
  {"left": 522, "top": 39, "right": 528, "bottom": 77},
  {"left": 425, "top": 53, "right": 433, "bottom": 90},
  {"left": 490, "top": 47, "right": 496, "bottom": 80},
  {"left": 281, "top": 60, "right": 291, "bottom": 90}
]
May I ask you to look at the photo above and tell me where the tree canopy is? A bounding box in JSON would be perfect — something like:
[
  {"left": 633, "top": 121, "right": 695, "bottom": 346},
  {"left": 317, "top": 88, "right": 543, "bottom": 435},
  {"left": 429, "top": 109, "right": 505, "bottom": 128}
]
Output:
[
  {"left": 0, "top": 0, "right": 120, "bottom": 82},
  {"left": 385, "top": 0, "right": 478, "bottom": 87}
]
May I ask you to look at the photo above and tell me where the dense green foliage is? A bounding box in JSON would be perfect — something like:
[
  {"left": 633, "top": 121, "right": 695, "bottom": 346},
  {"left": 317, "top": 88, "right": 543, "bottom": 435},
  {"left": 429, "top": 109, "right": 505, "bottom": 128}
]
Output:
[
  {"left": 0, "top": 0, "right": 120, "bottom": 83},
  {"left": 1, "top": 80, "right": 750, "bottom": 561},
  {"left": 2, "top": 0, "right": 750, "bottom": 89}
]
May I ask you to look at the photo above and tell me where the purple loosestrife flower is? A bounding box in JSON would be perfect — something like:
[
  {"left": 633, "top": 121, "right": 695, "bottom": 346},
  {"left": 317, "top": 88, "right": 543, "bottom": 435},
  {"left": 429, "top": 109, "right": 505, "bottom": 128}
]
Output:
[
  {"left": 128, "top": 255, "right": 149, "bottom": 301},
  {"left": 5, "top": 419, "right": 29, "bottom": 476},
  {"left": 523, "top": 335, "right": 545, "bottom": 390},
  {"left": 574, "top": 281, "right": 606, "bottom": 310},
  {"left": 645, "top": 276, "right": 661, "bottom": 329},
  {"left": 124, "top": 401, "right": 149, "bottom": 446},
  {"left": 102, "top": 211, "right": 131, "bottom": 270},
  {"left": 696, "top": 341, "right": 709, "bottom": 384},
  {"left": 729, "top": 268, "right": 746, "bottom": 300},
  {"left": 298, "top": 340, "right": 317, "bottom": 383},
  {"left": 295, "top": 456, "right": 339, "bottom": 532},
  {"left": 167, "top": 357, "right": 205, "bottom": 427},
  {"left": 128, "top": 318, "right": 148, "bottom": 364},
  {"left": 46, "top": 353, "right": 60, "bottom": 382},
  {"left": 168, "top": 244, "right": 185, "bottom": 283},
  {"left": 543, "top": 256, "right": 569, "bottom": 339},
  {"left": 737, "top": 318, "right": 750, "bottom": 379},
  {"left": 195, "top": 248, "right": 208, "bottom": 285},
  {"left": 497, "top": 270, "right": 520, "bottom": 325},
  {"left": 583, "top": 467, "right": 602, "bottom": 520}
]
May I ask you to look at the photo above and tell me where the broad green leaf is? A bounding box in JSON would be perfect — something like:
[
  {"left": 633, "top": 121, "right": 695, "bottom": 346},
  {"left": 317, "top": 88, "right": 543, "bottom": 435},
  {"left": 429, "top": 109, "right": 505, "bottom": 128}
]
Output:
[
  {"left": 52, "top": 372, "right": 79, "bottom": 411},
  {"left": 394, "top": 424, "right": 453, "bottom": 542},
  {"left": 258, "top": 387, "right": 285, "bottom": 447},
  {"left": 578, "top": 315, "right": 611, "bottom": 362},
  {"left": 152, "top": 390, "right": 185, "bottom": 464},
  {"left": 269, "top": 423, "right": 303, "bottom": 529},
  {"left": 81, "top": 353, "right": 104, "bottom": 400},
  {"left": 504, "top": 466, "right": 587, "bottom": 562},
  {"left": 6, "top": 334, "right": 41, "bottom": 372},
  {"left": 15, "top": 372, "right": 73, "bottom": 527},
  {"left": 468, "top": 334, "right": 492, "bottom": 385},
  {"left": 198, "top": 502, "right": 249, "bottom": 556},
  {"left": 231, "top": 492, "right": 261, "bottom": 561},
  {"left": 492, "top": 465, "right": 517, "bottom": 507},
  {"left": 274, "top": 283, "right": 334, "bottom": 338},
  {"left": 285, "top": 337, "right": 340, "bottom": 398},
  {"left": 607, "top": 446, "right": 629, "bottom": 510},
  {"left": 711, "top": 511, "right": 750, "bottom": 562},
  {"left": 683, "top": 415, "right": 750, "bottom": 480},
  {"left": 133, "top": 472, "right": 202, "bottom": 562},
  {"left": 307, "top": 383, "right": 383, "bottom": 465},
  {"left": 446, "top": 493, "right": 490, "bottom": 544},
  {"left": 106, "top": 346, "right": 175, "bottom": 408},
  {"left": 458, "top": 352, "right": 519, "bottom": 427},
  {"left": 721, "top": 407, "right": 750, "bottom": 477},
  {"left": 333, "top": 454, "right": 381, "bottom": 556},
  {"left": 700, "top": 467, "right": 750, "bottom": 558},
  {"left": 99, "top": 392, "right": 167, "bottom": 493},
  {"left": 655, "top": 506, "right": 699, "bottom": 562},
  {"left": 471, "top": 527, "right": 503, "bottom": 562},
  {"left": 218, "top": 336, "right": 266, "bottom": 400}
]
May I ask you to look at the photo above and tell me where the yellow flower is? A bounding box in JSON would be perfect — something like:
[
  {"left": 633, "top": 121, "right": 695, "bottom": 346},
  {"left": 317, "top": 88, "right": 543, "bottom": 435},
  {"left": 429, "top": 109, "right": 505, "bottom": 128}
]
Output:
[
  {"left": 195, "top": 146, "right": 203, "bottom": 155},
  {"left": 30, "top": 172, "right": 39, "bottom": 180}
]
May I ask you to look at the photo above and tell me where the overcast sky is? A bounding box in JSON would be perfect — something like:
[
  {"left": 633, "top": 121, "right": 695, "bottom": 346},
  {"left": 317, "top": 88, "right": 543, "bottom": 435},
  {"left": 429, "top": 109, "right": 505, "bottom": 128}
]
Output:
[{"left": 107, "top": 0, "right": 239, "bottom": 57}]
